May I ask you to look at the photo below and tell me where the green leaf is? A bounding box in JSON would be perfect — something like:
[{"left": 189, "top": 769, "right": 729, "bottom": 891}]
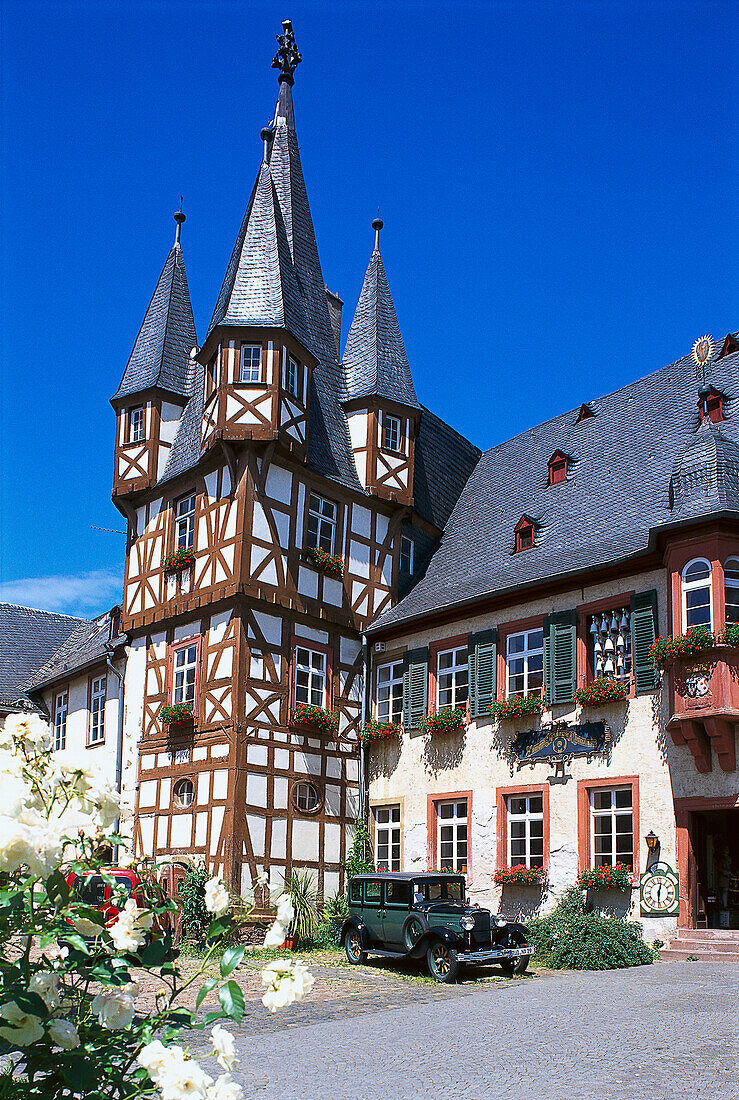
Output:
[
  {"left": 45, "top": 869, "right": 70, "bottom": 907},
  {"left": 207, "top": 917, "right": 229, "bottom": 940},
  {"left": 12, "top": 990, "right": 48, "bottom": 1017},
  {"left": 196, "top": 977, "right": 219, "bottom": 1009},
  {"left": 219, "top": 945, "right": 245, "bottom": 977},
  {"left": 140, "top": 938, "right": 169, "bottom": 967},
  {"left": 61, "top": 1053, "right": 98, "bottom": 1091},
  {"left": 61, "top": 933, "right": 91, "bottom": 956},
  {"left": 218, "top": 980, "right": 245, "bottom": 1023},
  {"left": 203, "top": 1009, "right": 226, "bottom": 1025}
]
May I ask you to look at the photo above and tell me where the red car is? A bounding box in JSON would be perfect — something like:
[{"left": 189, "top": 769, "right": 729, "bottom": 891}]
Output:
[{"left": 66, "top": 869, "right": 172, "bottom": 936}]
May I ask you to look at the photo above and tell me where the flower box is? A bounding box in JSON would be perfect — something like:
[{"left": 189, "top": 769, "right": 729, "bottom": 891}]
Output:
[
  {"left": 291, "top": 703, "right": 339, "bottom": 734},
  {"left": 163, "top": 547, "right": 196, "bottom": 572},
  {"left": 577, "top": 862, "right": 632, "bottom": 891},
  {"left": 360, "top": 720, "right": 401, "bottom": 744},
  {"left": 418, "top": 708, "right": 466, "bottom": 735},
  {"left": 160, "top": 702, "right": 195, "bottom": 727},
  {"left": 574, "top": 680, "right": 629, "bottom": 707},
  {"left": 490, "top": 695, "right": 544, "bottom": 720},
  {"left": 649, "top": 626, "right": 715, "bottom": 670},
  {"left": 494, "top": 864, "right": 546, "bottom": 886},
  {"left": 303, "top": 546, "right": 344, "bottom": 578}
]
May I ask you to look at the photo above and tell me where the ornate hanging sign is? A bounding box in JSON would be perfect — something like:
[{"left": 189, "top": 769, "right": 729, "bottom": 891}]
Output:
[
  {"left": 692, "top": 334, "right": 715, "bottom": 368},
  {"left": 512, "top": 720, "right": 611, "bottom": 765}
]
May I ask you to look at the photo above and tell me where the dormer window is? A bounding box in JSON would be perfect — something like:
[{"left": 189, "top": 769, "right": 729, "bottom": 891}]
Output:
[
  {"left": 515, "top": 515, "right": 535, "bottom": 553},
  {"left": 239, "top": 343, "right": 262, "bottom": 383},
  {"left": 718, "top": 333, "right": 738, "bottom": 360},
  {"left": 548, "top": 451, "right": 568, "bottom": 485},
  {"left": 128, "top": 406, "right": 144, "bottom": 444},
  {"left": 575, "top": 403, "right": 595, "bottom": 423},
  {"left": 698, "top": 387, "right": 726, "bottom": 424},
  {"left": 382, "top": 414, "right": 403, "bottom": 453}
]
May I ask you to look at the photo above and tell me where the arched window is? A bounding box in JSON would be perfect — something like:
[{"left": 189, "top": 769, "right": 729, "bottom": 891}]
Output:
[
  {"left": 724, "top": 558, "right": 739, "bottom": 624},
  {"left": 681, "top": 559, "right": 713, "bottom": 631}
]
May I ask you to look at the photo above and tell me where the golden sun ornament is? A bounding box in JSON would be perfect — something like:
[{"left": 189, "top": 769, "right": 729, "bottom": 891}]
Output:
[{"left": 692, "top": 334, "right": 715, "bottom": 367}]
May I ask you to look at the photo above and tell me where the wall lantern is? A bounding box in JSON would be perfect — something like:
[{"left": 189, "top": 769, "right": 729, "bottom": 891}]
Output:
[{"left": 645, "top": 831, "right": 660, "bottom": 853}]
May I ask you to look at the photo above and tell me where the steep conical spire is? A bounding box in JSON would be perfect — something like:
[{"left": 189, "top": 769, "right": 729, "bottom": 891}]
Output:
[
  {"left": 342, "top": 220, "right": 420, "bottom": 409},
  {"left": 114, "top": 210, "right": 197, "bottom": 400}
]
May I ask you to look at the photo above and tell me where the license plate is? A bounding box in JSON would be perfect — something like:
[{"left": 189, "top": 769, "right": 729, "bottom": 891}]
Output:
[{"left": 502, "top": 948, "right": 529, "bottom": 957}]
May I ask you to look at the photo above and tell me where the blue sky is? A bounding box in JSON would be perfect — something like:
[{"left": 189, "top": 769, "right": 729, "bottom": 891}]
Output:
[{"left": 0, "top": 0, "right": 736, "bottom": 617}]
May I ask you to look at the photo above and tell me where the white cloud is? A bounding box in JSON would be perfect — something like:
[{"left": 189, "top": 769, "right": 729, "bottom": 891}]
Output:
[{"left": 0, "top": 568, "right": 123, "bottom": 617}]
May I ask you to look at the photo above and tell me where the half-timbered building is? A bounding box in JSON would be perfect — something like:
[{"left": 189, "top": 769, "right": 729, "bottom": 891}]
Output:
[{"left": 112, "top": 22, "right": 479, "bottom": 899}]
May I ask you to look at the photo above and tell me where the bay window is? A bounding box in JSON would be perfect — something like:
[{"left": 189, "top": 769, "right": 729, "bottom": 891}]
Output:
[{"left": 681, "top": 558, "right": 712, "bottom": 630}]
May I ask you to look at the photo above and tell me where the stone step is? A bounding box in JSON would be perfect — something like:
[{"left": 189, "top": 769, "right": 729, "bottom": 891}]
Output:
[
  {"left": 661, "top": 948, "right": 739, "bottom": 963},
  {"left": 672, "top": 928, "right": 739, "bottom": 941},
  {"left": 668, "top": 938, "right": 739, "bottom": 955}
]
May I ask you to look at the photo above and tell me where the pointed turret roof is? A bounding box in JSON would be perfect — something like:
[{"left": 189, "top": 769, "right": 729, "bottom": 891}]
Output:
[
  {"left": 114, "top": 214, "right": 197, "bottom": 400},
  {"left": 342, "top": 220, "right": 420, "bottom": 409}
]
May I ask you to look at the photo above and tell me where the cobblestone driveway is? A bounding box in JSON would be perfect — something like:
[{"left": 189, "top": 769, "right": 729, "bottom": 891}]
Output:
[{"left": 200, "top": 960, "right": 739, "bottom": 1099}]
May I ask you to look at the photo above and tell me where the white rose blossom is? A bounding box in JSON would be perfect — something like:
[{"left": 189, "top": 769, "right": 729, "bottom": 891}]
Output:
[
  {"left": 91, "top": 988, "right": 135, "bottom": 1030},
  {"left": 42, "top": 941, "right": 69, "bottom": 966},
  {"left": 137, "top": 1039, "right": 174, "bottom": 1079},
  {"left": 4, "top": 713, "right": 52, "bottom": 752},
  {"left": 204, "top": 876, "right": 229, "bottom": 917},
  {"left": 47, "top": 1018, "right": 80, "bottom": 1049},
  {"left": 260, "top": 958, "right": 314, "bottom": 1013},
  {"left": 107, "top": 898, "right": 153, "bottom": 953},
  {"left": 73, "top": 914, "right": 105, "bottom": 937},
  {"left": 210, "top": 1024, "right": 236, "bottom": 1071},
  {"left": 28, "top": 971, "right": 61, "bottom": 1010},
  {"left": 207, "top": 1075, "right": 244, "bottom": 1100},
  {"left": 142, "top": 1044, "right": 213, "bottom": 1100},
  {"left": 0, "top": 817, "right": 34, "bottom": 874},
  {"left": 0, "top": 1001, "right": 45, "bottom": 1046}
]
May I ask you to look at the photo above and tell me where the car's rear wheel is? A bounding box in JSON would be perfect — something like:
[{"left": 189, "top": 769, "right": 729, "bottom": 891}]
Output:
[
  {"left": 499, "top": 929, "right": 530, "bottom": 975},
  {"left": 402, "top": 914, "right": 428, "bottom": 952},
  {"left": 344, "top": 928, "right": 366, "bottom": 965},
  {"left": 426, "top": 941, "right": 459, "bottom": 983}
]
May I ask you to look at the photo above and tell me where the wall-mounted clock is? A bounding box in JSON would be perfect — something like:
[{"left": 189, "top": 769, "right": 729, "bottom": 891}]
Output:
[{"left": 640, "top": 861, "right": 679, "bottom": 916}]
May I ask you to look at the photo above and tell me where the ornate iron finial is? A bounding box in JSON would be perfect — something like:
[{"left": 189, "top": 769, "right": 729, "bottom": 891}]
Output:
[
  {"left": 372, "top": 215, "right": 383, "bottom": 252},
  {"left": 174, "top": 198, "right": 185, "bottom": 246},
  {"left": 272, "top": 20, "right": 302, "bottom": 85}
]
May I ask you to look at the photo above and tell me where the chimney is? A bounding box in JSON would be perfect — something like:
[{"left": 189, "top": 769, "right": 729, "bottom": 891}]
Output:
[{"left": 325, "top": 286, "right": 343, "bottom": 358}]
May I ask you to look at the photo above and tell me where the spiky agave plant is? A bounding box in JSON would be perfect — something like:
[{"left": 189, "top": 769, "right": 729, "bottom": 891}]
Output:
[{"left": 282, "top": 868, "right": 320, "bottom": 944}]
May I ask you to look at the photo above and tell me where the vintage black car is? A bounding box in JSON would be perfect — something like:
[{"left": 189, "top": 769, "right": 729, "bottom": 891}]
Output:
[{"left": 341, "top": 872, "right": 534, "bottom": 982}]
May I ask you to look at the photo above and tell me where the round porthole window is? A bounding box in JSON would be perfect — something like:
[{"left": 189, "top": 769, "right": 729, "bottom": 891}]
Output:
[
  {"left": 292, "top": 780, "right": 321, "bottom": 814},
  {"left": 173, "top": 777, "right": 194, "bottom": 808}
]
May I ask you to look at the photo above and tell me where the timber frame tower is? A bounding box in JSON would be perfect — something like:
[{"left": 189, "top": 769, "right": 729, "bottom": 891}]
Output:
[{"left": 111, "top": 21, "right": 480, "bottom": 899}]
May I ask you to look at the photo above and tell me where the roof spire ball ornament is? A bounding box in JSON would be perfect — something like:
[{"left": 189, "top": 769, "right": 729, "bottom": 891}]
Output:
[
  {"left": 272, "top": 19, "right": 302, "bottom": 85},
  {"left": 372, "top": 215, "right": 383, "bottom": 253},
  {"left": 174, "top": 198, "right": 185, "bottom": 247}
]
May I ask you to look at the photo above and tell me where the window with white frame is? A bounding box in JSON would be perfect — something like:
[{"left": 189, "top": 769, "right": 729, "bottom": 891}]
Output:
[
  {"left": 286, "top": 355, "right": 301, "bottom": 400},
  {"left": 382, "top": 414, "right": 402, "bottom": 453},
  {"left": 307, "top": 493, "right": 337, "bottom": 554},
  {"left": 175, "top": 493, "right": 196, "bottom": 550},
  {"left": 436, "top": 647, "right": 468, "bottom": 710},
  {"left": 128, "top": 406, "right": 144, "bottom": 444},
  {"left": 506, "top": 628, "right": 544, "bottom": 697},
  {"left": 53, "top": 690, "right": 68, "bottom": 751},
  {"left": 436, "top": 800, "right": 468, "bottom": 873},
  {"left": 507, "top": 794, "right": 544, "bottom": 868},
  {"left": 294, "top": 646, "right": 327, "bottom": 707},
  {"left": 376, "top": 661, "right": 403, "bottom": 724},
  {"left": 590, "top": 787, "right": 633, "bottom": 870},
  {"left": 725, "top": 558, "right": 739, "bottom": 624},
  {"left": 239, "top": 343, "right": 262, "bottom": 383},
  {"left": 250, "top": 649, "right": 264, "bottom": 680},
  {"left": 173, "top": 643, "right": 198, "bottom": 705},
  {"left": 681, "top": 558, "right": 713, "bottom": 630},
  {"left": 373, "top": 804, "right": 401, "bottom": 871},
  {"left": 89, "top": 676, "right": 106, "bottom": 744},
  {"left": 400, "top": 534, "right": 414, "bottom": 575}
]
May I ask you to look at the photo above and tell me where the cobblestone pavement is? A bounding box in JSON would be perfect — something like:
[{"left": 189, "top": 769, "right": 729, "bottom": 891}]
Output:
[{"left": 195, "top": 960, "right": 739, "bottom": 1100}]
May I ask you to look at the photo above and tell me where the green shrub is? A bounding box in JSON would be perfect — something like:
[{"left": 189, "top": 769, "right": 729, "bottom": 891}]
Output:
[
  {"left": 177, "top": 860, "right": 211, "bottom": 944},
  {"left": 527, "top": 886, "right": 654, "bottom": 970},
  {"left": 344, "top": 817, "right": 374, "bottom": 879},
  {"left": 283, "top": 867, "right": 319, "bottom": 944}
]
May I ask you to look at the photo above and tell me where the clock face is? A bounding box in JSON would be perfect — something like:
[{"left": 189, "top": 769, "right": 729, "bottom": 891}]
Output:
[{"left": 640, "top": 863, "right": 679, "bottom": 915}]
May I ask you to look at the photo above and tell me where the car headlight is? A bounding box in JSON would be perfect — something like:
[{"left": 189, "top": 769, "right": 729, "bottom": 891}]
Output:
[
  {"left": 495, "top": 917, "right": 507, "bottom": 928},
  {"left": 461, "top": 915, "right": 475, "bottom": 931}
]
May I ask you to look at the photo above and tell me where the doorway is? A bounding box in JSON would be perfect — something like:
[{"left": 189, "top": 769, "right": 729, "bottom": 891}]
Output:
[{"left": 692, "top": 809, "right": 739, "bottom": 929}]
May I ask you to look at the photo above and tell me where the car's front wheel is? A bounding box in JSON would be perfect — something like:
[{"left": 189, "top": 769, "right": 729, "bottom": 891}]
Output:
[
  {"left": 344, "top": 928, "right": 366, "bottom": 965},
  {"left": 426, "top": 941, "right": 459, "bottom": 983},
  {"left": 499, "top": 929, "right": 530, "bottom": 975}
]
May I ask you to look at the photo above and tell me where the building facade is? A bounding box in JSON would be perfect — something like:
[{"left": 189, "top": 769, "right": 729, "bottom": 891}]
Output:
[
  {"left": 111, "top": 23, "right": 478, "bottom": 900},
  {"left": 365, "top": 334, "right": 739, "bottom": 937}
]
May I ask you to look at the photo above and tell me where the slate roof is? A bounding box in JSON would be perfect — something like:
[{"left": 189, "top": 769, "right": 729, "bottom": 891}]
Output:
[
  {"left": 413, "top": 408, "right": 481, "bottom": 529},
  {"left": 0, "top": 606, "right": 88, "bottom": 711},
  {"left": 24, "top": 608, "right": 125, "bottom": 693},
  {"left": 369, "top": 335, "right": 739, "bottom": 632},
  {"left": 114, "top": 239, "right": 197, "bottom": 400},
  {"left": 342, "top": 244, "right": 420, "bottom": 409}
]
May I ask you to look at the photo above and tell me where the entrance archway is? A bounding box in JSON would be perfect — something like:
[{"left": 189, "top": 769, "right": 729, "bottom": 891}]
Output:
[{"left": 675, "top": 795, "right": 739, "bottom": 928}]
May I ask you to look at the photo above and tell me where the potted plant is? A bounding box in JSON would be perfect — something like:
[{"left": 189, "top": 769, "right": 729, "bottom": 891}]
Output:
[
  {"left": 164, "top": 547, "right": 196, "bottom": 572},
  {"left": 160, "top": 701, "right": 195, "bottom": 727},
  {"left": 490, "top": 695, "right": 545, "bottom": 720},
  {"left": 577, "top": 862, "right": 632, "bottom": 891},
  {"left": 291, "top": 703, "right": 339, "bottom": 734},
  {"left": 574, "top": 680, "right": 629, "bottom": 707},
  {"left": 360, "top": 719, "right": 401, "bottom": 743},
  {"left": 494, "top": 864, "right": 547, "bottom": 886},
  {"left": 419, "top": 707, "right": 466, "bottom": 735},
  {"left": 281, "top": 868, "right": 319, "bottom": 949},
  {"left": 304, "top": 545, "right": 344, "bottom": 577}
]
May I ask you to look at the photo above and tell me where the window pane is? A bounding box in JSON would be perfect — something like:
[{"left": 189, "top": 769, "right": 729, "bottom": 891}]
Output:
[
  {"left": 529, "top": 795, "right": 543, "bottom": 814},
  {"left": 685, "top": 560, "right": 710, "bottom": 582},
  {"left": 615, "top": 789, "right": 632, "bottom": 809},
  {"left": 593, "top": 791, "right": 613, "bottom": 811},
  {"left": 509, "top": 797, "right": 527, "bottom": 815}
]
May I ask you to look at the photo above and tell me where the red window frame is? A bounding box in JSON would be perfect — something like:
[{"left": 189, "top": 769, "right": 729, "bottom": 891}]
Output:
[
  {"left": 167, "top": 635, "right": 202, "bottom": 710},
  {"left": 577, "top": 775, "right": 640, "bottom": 883},
  {"left": 426, "top": 790, "right": 473, "bottom": 881},
  {"left": 496, "top": 784, "right": 550, "bottom": 872},
  {"left": 514, "top": 515, "right": 535, "bottom": 553},
  {"left": 576, "top": 592, "right": 636, "bottom": 696},
  {"left": 428, "top": 633, "right": 470, "bottom": 716},
  {"left": 289, "top": 637, "right": 333, "bottom": 711},
  {"left": 496, "top": 614, "right": 545, "bottom": 702},
  {"left": 547, "top": 451, "right": 568, "bottom": 485}
]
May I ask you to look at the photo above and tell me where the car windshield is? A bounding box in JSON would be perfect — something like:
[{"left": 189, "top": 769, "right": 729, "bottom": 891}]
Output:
[
  {"left": 73, "top": 875, "right": 106, "bottom": 907},
  {"left": 413, "top": 879, "right": 464, "bottom": 903},
  {"left": 111, "top": 875, "right": 135, "bottom": 903}
]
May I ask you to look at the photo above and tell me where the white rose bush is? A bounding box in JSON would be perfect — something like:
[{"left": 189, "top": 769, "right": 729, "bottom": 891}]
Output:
[{"left": 0, "top": 713, "right": 314, "bottom": 1098}]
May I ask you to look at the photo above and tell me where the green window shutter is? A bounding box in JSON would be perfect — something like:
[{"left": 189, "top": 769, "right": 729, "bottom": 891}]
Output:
[
  {"left": 468, "top": 629, "right": 497, "bottom": 718},
  {"left": 631, "top": 590, "right": 659, "bottom": 693},
  {"left": 544, "top": 611, "right": 577, "bottom": 705},
  {"left": 402, "top": 647, "right": 429, "bottom": 728}
]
